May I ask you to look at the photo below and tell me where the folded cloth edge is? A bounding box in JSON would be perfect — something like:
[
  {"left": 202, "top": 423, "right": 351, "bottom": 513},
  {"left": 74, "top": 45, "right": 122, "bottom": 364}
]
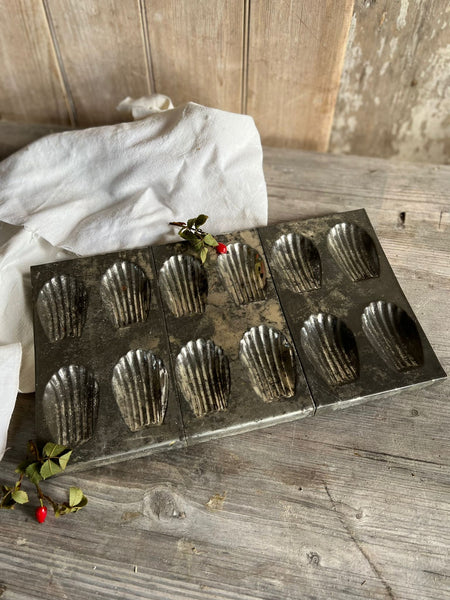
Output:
[{"left": 0, "top": 343, "right": 22, "bottom": 460}]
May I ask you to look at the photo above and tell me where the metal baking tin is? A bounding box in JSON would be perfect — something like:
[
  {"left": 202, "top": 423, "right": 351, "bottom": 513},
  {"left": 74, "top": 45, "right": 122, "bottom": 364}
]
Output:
[{"left": 31, "top": 209, "right": 446, "bottom": 470}]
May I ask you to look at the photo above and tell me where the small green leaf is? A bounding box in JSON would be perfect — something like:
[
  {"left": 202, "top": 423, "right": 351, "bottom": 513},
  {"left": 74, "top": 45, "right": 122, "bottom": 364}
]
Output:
[
  {"left": 77, "top": 495, "right": 88, "bottom": 508},
  {"left": 15, "top": 459, "right": 33, "bottom": 474},
  {"left": 69, "top": 487, "right": 84, "bottom": 507},
  {"left": 57, "top": 450, "right": 73, "bottom": 471},
  {"left": 202, "top": 233, "right": 218, "bottom": 247},
  {"left": 200, "top": 247, "right": 208, "bottom": 264},
  {"left": 25, "top": 462, "right": 43, "bottom": 484},
  {"left": 69, "top": 496, "right": 88, "bottom": 512},
  {"left": 43, "top": 442, "right": 68, "bottom": 458},
  {"left": 40, "top": 459, "right": 62, "bottom": 480},
  {"left": 195, "top": 214, "right": 208, "bottom": 227},
  {"left": 179, "top": 230, "right": 197, "bottom": 241},
  {"left": 186, "top": 218, "right": 196, "bottom": 229},
  {"left": 192, "top": 238, "right": 204, "bottom": 251},
  {"left": 11, "top": 489, "right": 28, "bottom": 504},
  {"left": 54, "top": 494, "right": 87, "bottom": 517}
]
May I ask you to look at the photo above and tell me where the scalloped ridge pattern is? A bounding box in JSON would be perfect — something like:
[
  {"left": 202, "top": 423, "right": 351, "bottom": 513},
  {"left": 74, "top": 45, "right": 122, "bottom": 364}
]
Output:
[
  {"left": 327, "top": 222, "right": 379, "bottom": 281},
  {"left": 301, "top": 313, "right": 359, "bottom": 385},
  {"left": 217, "top": 243, "right": 267, "bottom": 305},
  {"left": 239, "top": 325, "right": 296, "bottom": 401},
  {"left": 112, "top": 349, "right": 168, "bottom": 431},
  {"left": 43, "top": 365, "right": 99, "bottom": 446},
  {"left": 362, "top": 301, "right": 423, "bottom": 371},
  {"left": 37, "top": 274, "right": 88, "bottom": 342},
  {"left": 159, "top": 255, "right": 207, "bottom": 317},
  {"left": 271, "top": 233, "right": 321, "bottom": 293},
  {"left": 175, "top": 339, "right": 230, "bottom": 417},
  {"left": 100, "top": 261, "right": 151, "bottom": 328}
]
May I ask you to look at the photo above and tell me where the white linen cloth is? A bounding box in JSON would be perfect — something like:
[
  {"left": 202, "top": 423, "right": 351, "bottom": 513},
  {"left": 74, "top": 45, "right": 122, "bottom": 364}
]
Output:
[
  {"left": 116, "top": 93, "right": 174, "bottom": 118},
  {"left": 0, "top": 98, "right": 267, "bottom": 459},
  {"left": 0, "top": 343, "right": 22, "bottom": 459}
]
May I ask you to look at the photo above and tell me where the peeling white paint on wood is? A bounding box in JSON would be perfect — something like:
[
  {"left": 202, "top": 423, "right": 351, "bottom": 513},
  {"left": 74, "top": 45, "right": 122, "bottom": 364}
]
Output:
[
  {"left": 330, "top": 0, "right": 449, "bottom": 164},
  {"left": 394, "top": 45, "right": 450, "bottom": 163},
  {"left": 396, "top": 0, "right": 409, "bottom": 30}
]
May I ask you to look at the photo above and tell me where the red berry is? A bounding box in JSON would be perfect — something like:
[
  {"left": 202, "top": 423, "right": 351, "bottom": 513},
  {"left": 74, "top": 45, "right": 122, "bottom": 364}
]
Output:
[
  {"left": 216, "top": 243, "right": 227, "bottom": 255},
  {"left": 35, "top": 505, "right": 47, "bottom": 523}
]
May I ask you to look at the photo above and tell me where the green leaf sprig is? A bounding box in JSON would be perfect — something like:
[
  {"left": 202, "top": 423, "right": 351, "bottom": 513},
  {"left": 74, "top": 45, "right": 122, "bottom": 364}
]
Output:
[
  {"left": 170, "top": 214, "right": 219, "bottom": 263},
  {"left": 1, "top": 440, "right": 87, "bottom": 520}
]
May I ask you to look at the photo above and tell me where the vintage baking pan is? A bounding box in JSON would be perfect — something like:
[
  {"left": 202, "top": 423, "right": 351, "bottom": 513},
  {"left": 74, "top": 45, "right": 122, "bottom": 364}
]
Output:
[{"left": 31, "top": 209, "right": 446, "bottom": 470}]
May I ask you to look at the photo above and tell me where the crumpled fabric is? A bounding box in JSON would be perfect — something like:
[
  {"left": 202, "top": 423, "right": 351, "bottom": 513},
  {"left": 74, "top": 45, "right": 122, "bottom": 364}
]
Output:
[
  {"left": 0, "top": 343, "right": 21, "bottom": 460},
  {"left": 116, "top": 93, "right": 174, "bottom": 119},
  {"left": 0, "top": 97, "right": 267, "bottom": 460}
]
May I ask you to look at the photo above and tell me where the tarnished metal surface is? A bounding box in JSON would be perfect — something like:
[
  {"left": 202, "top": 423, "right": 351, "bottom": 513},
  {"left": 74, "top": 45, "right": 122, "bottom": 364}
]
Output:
[{"left": 31, "top": 209, "right": 446, "bottom": 469}]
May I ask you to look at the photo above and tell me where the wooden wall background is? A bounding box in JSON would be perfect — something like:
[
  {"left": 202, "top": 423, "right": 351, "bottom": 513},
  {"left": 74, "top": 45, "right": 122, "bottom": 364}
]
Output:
[{"left": 0, "top": 0, "right": 448, "bottom": 164}]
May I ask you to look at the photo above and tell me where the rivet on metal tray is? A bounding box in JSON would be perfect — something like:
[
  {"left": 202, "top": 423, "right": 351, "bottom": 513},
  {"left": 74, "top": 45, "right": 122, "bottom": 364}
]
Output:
[
  {"left": 159, "top": 254, "right": 208, "bottom": 317},
  {"left": 36, "top": 274, "right": 88, "bottom": 342},
  {"left": 301, "top": 313, "right": 359, "bottom": 385},
  {"left": 362, "top": 301, "right": 423, "bottom": 371},
  {"left": 327, "top": 222, "right": 379, "bottom": 281},
  {"left": 239, "top": 325, "right": 296, "bottom": 401},
  {"left": 112, "top": 349, "right": 168, "bottom": 431},
  {"left": 100, "top": 261, "right": 151, "bottom": 328},
  {"left": 42, "top": 365, "right": 99, "bottom": 446},
  {"left": 217, "top": 243, "right": 267, "bottom": 305},
  {"left": 271, "top": 233, "right": 321, "bottom": 293},
  {"left": 175, "top": 339, "right": 230, "bottom": 417}
]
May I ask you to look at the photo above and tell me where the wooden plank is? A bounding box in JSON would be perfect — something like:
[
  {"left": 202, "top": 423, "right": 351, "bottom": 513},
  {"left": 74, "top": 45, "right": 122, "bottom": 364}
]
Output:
[
  {"left": 144, "top": 0, "right": 244, "bottom": 112},
  {"left": 0, "top": 0, "right": 71, "bottom": 125},
  {"left": 263, "top": 147, "right": 450, "bottom": 218},
  {"left": 246, "top": 0, "right": 354, "bottom": 150},
  {"left": 0, "top": 140, "right": 449, "bottom": 599},
  {"left": 330, "top": 0, "right": 450, "bottom": 164},
  {"left": 46, "top": 0, "right": 150, "bottom": 126}
]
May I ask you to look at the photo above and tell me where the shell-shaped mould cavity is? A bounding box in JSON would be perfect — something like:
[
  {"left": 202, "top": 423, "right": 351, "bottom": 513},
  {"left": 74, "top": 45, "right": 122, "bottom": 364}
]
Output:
[
  {"left": 327, "top": 222, "right": 379, "bottom": 281},
  {"left": 36, "top": 274, "right": 88, "bottom": 342},
  {"left": 112, "top": 350, "right": 168, "bottom": 431},
  {"left": 362, "top": 301, "right": 423, "bottom": 371},
  {"left": 271, "top": 233, "right": 321, "bottom": 293},
  {"left": 159, "top": 255, "right": 207, "bottom": 317},
  {"left": 239, "top": 325, "right": 296, "bottom": 402},
  {"left": 100, "top": 261, "right": 151, "bottom": 328},
  {"left": 217, "top": 243, "right": 267, "bottom": 305},
  {"left": 175, "top": 339, "right": 230, "bottom": 417},
  {"left": 42, "top": 365, "right": 99, "bottom": 446},
  {"left": 301, "top": 313, "right": 359, "bottom": 386}
]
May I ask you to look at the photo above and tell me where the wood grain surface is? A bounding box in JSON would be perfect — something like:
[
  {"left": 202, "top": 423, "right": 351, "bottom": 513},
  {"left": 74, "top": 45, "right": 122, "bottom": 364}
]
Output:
[
  {"left": 1, "top": 1, "right": 448, "bottom": 162},
  {"left": 0, "top": 128, "right": 449, "bottom": 599},
  {"left": 246, "top": 0, "right": 354, "bottom": 150},
  {"left": 45, "top": 0, "right": 150, "bottom": 126},
  {"left": 0, "top": 0, "right": 71, "bottom": 125},
  {"left": 144, "top": 0, "right": 245, "bottom": 113},
  {"left": 330, "top": 0, "right": 450, "bottom": 164}
]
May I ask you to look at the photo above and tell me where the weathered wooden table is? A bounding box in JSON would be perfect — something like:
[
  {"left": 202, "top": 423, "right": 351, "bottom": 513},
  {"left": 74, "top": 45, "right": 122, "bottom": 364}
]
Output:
[{"left": 1, "top": 125, "right": 449, "bottom": 600}]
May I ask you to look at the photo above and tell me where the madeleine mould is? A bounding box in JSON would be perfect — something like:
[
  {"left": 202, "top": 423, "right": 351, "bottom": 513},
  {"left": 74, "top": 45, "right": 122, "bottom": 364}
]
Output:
[{"left": 31, "top": 209, "right": 446, "bottom": 470}]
